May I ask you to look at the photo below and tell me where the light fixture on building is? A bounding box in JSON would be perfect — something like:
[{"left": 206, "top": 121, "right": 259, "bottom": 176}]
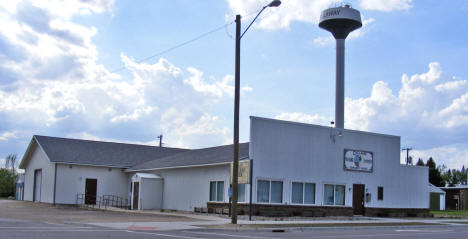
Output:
[{"left": 329, "top": 121, "right": 342, "bottom": 143}]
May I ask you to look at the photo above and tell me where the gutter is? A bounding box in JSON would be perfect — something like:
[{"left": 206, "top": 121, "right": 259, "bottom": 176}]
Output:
[
  {"left": 125, "top": 156, "right": 250, "bottom": 172},
  {"left": 53, "top": 163, "right": 57, "bottom": 205}
]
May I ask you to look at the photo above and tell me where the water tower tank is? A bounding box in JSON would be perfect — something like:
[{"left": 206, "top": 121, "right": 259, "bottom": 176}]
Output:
[{"left": 319, "top": 4, "right": 362, "bottom": 129}]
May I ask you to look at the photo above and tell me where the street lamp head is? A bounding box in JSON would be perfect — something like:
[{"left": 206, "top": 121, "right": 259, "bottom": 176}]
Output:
[{"left": 268, "top": 0, "right": 281, "bottom": 7}]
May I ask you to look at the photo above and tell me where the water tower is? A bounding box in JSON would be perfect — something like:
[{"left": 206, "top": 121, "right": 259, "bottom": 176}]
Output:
[{"left": 319, "top": 4, "right": 362, "bottom": 129}]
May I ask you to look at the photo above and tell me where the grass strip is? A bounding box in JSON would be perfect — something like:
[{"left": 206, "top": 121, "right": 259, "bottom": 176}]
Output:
[{"left": 202, "top": 222, "right": 442, "bottom": 229}]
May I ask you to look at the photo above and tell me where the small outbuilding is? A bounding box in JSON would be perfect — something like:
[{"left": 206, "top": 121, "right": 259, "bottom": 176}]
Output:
[
  {"left": 131, "top": 173, "right": 163, "bottom": 210},
  {"left": 441, "top": 186, "right": 468, "bottom": 210},
  {"left": 429, "top": 183, "right": 445, "bottom": 211}
]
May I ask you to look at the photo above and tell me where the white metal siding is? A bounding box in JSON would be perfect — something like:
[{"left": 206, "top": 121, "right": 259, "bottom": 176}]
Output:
[
  {"left": 55, "top": 164, "right": 128, "bottom": 204},
  {"left": 23, "top": 146, "right": 55, "bottom": 203},
  {"left": 140, "top": 178, "right": 163, "bottom": 210},
  {"left": 250, "top": 117, "right": 429, "bottom": 209},
  {"left": 142, "top": 165, "right": 230, "bottom": 211}
]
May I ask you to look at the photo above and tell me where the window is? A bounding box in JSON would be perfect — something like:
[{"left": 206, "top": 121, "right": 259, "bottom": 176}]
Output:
[
  {"left": 238, "top": 184, "right": 246, "bottom": 202},
  {"left": 378, "top": 186, "right": 383, "bottom": 200},
  {"left": 292, "top": 182, "right": 316, "bottom": 204},
  {"left": 257, "top": 179, "right": 283, "bottom": 203},
  {"left": 209, "top": 181, "right": 224, "bottom": 202},
  {"left": 324, "top": 184, "right": 345, "bottom": 206}
]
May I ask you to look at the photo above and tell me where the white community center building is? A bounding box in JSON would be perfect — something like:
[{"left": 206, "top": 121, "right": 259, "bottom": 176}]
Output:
[
  {"left": 19, "top": 116, "right": 431, "bottom": 217},
  {"left": 18, "top": 5, "right": 432, "bottom": 217}
]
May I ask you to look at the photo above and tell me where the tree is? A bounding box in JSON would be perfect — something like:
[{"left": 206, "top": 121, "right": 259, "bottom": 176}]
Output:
[
  {"left": 4, "top": 154, "right": 17, "bottom": 174},
  {"left": 0, "top": 168, "right": 15, "bottom": 197},
  {"left": 416, "top": 158, "right": 425, "bottom": 166},
  {"left": 426, "top": 157, "right": 444, "bottom": 187},
  {"left": 426, "top": 157, "right": 436, "bottom": 169},
  {"left": 461, "top": 166, "right": 467, "bottom": 185}
]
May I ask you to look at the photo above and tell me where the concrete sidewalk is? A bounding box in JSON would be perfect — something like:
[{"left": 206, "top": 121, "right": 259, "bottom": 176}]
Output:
[{"left": 87, "top": 207, "right": 468, "bottom": 231}]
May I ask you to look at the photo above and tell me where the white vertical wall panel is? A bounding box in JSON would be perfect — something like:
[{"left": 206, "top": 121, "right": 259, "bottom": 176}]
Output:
[
  {"left": 23, "top": 145, "right": 55, "bottom": 203},
  {"left": 250, "top": 117, "right": 429, "bottom": 209},
  {"left": 145, "top": 165, "right": 230, "bottom": 211},
  {"left": 55, "top": 164, "right": 128, "bottom": 204},
  {"left": 140, "top": 178, "right": 163, "bottom": 210}
]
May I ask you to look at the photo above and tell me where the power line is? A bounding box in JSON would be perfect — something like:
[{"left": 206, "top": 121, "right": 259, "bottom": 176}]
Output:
[
  {"left": 111, "top": 21, "right": 234, "bottom": 73},
  {"left": 110, "top": 7, "right": 266, "bottom": 74}
]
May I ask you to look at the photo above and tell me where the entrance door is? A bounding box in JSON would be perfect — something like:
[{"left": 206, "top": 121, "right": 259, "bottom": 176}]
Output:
[
  {"left": 133, "top": 182, "right": 139, "bottom": 210},
  {"left": 85, "top": 178, "right": 97, "bottom": 204},
  {"left": 33, "top": 169, "right": 42, "bottom": 202},
  {"left": 353, "top": 184, "right": 365, "bottom": 215}
]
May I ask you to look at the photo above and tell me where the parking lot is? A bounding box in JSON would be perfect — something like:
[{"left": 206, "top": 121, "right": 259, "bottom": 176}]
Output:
[{"left": 2, "top": 200, "right": 468, "bottom": 239}]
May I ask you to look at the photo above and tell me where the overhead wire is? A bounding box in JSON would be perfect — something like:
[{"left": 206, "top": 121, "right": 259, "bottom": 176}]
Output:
[
  {"left": 111, "top": 7, "right": 266, "bottom": 74},
  {"left": 111, "top": 21, "right": 234, "bottom": 73}
]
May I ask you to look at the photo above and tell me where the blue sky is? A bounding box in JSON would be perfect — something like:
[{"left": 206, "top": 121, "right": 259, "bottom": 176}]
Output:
[{"left": 0, "top": 0, "right": 467, "bottom": 169}]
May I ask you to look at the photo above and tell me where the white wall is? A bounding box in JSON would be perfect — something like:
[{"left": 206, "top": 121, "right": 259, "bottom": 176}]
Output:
[
  {"left": 137, "top": 165, "right": 231, "bottom": 211},
  {"left": 440, "top": 194, "right": 445, "bottom": 210},
  {"left": 139, "top": 178, "right": 163, "bottom": 210},
  {"left": 23, "top": 144, "right": 55, "bottom": 203},
  {"left": 55, "top": 164, "right": 128, "bottom": 204},
  {"left": 249, "top": 117, "right": 429, "bottom": 209}
]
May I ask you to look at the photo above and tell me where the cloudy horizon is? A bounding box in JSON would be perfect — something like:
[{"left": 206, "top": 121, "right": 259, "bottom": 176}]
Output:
[{"left": 0, "top": 0, "right": 467, "bottom": 170}]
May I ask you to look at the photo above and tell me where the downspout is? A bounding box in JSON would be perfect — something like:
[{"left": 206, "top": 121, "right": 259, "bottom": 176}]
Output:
[{"left": 53, "top": 163, "right": 57, "bottom": 205}]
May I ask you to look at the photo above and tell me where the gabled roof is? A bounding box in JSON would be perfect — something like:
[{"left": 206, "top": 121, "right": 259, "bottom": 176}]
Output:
[
  {"left": 127, "top": 143, "right": 249, "bottom": 171},
  {"left": 429, "top": 183, "right": 445, "bottom": 194},
  {"left": 20, "top": 135, "right": 189, "bottom": 169}
]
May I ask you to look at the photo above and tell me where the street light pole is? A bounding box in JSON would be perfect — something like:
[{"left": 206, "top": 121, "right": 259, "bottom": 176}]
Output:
[
  {"left": 231, "top": 14, "right": 241, "bottom": 225},
  {"left": 231, "top": 0, "right": 281, "bottom": 225}
]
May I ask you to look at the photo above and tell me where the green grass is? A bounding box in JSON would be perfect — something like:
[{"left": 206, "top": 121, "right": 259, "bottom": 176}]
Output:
[{"left": 431, "top": 210, "right": 468, "bottom": 217}]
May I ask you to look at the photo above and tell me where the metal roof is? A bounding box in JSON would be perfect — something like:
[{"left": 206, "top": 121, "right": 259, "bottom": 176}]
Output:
[
  {"left": 133, "top": 173, "right": 161, "bottom": 179},
  {"left": 429, "top": 183, "right": 446, "bottom": 194},
  {"left": 127, "top": 143, "right": 249, "bottom": 171},
  {"left": 28, "top": 135, "right": 189, "bottom": 168}
]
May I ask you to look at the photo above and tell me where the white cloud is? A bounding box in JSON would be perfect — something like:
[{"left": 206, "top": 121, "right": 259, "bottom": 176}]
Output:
[
  {"left": 313, "top": 16, "right": 375, "bottom": 46},
  {"left": 345, "top": 62, "right": 468, "bottom": 132},
  {"left": 360, "top": 0, "right": 412, "bottom": 12},
  {"left": 0, "top": 131, "right": 18, "bottom": 141},
  {"left": 227, "top": 0, "right": 406, "bottom": 31},
  {"left": 405, "top": 145, "right": 468, "bottom": 169},
  {"left": 275, "top": 112, "right": 331, "bottom": 126},
  {"left": 227, "top": 0, "right": 337, "bottom": 30},
  {"left": 0, "top": 0, "right": 248, "bottom": 151},
  {"left": 274, "top": 62, "right": 468, "bottom": 169}
]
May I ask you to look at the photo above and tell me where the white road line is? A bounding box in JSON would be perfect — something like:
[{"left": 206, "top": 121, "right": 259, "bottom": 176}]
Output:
[
  {"left": 395, "top": 229, "right": 453, "bottom": 233},
  {"left": 126, "top": 230, "right": 210, "bottom": 239},
  {"left": 186, "top": 231, "right": 286, "bottom": 239},
  {"left": 309, "top": 231, "right": 460, "bottom": 238},
  {"left": 0, "top": 226, "right": 94, "bottom": 229},
  {"left": 0, "top": 229, "right": 125, "bottom": 232}
]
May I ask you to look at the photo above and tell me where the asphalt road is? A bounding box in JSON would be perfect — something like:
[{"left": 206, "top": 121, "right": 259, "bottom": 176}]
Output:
[
  {"left": 1, "top": 217, "right": 468, "bottom": 239},
  {"left": 2, "top": 200, "right": 468, "bottom": 239}
]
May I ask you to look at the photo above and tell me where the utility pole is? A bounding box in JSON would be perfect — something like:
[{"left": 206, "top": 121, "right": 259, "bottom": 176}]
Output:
[
  {"left": 402, "top": 147, "right": 412, "bottom": 165},
  {"left": 231, "top": 1, "right": 281, "bottom": 225},
  {"left": 157, "top": 135, "right": 163, "bottom": 147},
  {"left": 231, "top": 14, "right": 241, "bottom": 225}
]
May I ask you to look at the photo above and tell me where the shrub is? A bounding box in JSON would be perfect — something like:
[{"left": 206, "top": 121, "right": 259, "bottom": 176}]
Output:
[{"left": 0, "top": 169, "right": 15, "bottom": 197}]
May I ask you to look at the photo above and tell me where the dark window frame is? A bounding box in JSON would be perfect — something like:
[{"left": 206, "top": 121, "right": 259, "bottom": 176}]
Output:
[{"left": 378, "top": 186, "right": 384, "bottom": 200}]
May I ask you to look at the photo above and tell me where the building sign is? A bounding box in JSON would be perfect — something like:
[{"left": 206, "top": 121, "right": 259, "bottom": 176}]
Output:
[
  {"left": 344, "top": 149, "right": 373, "bottom": 172},
  {"left": 230, "top": 160, "right": 251, "bottom": 184}
]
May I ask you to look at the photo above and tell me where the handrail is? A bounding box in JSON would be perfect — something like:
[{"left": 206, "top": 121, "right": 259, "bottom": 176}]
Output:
[{"left": 76, "top": 193, "right": 130, "bottom": 209}]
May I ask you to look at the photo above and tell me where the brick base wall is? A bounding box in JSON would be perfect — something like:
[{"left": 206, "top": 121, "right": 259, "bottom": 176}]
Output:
[
  {"left": 207, "top": 202, "right": 353, "bottom": 217},
  {"left": 206, "top": 202, "right": 431, "bottom": 218},
  {"left": 364, "top": 207, "right": 431, "bottom": 217},
  {"left": 461, "top": 189, "right": 468, "bottom": 210}
]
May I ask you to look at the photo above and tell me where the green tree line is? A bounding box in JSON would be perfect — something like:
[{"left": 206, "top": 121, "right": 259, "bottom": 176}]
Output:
[
  {"left": 415, "top": 157, "right": 468, "bottom": 187},
  {"left": 0, "top": 154, "right": 18, "bottom": 197}
]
